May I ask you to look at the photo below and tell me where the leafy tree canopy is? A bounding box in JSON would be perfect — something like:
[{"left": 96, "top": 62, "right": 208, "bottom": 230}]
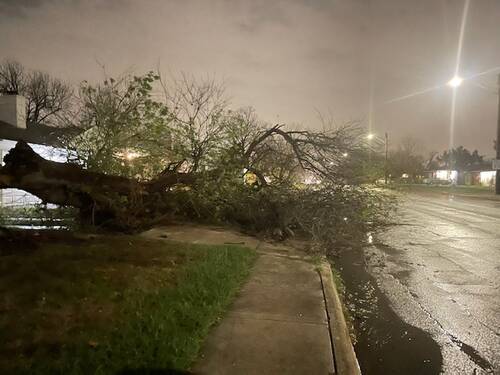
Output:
[{"left": 436, "top": 146, "right": 485, "bottom": 170}]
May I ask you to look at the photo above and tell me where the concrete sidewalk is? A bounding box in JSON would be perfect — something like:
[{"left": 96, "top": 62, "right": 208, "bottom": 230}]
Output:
[{"left": 142, "top": 224, "right": 359, "bottom": 375}]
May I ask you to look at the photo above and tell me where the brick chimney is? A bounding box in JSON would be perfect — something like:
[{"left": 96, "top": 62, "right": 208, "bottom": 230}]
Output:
[{"left": 0, "top": 92, "right": 27, "bottom": 129}]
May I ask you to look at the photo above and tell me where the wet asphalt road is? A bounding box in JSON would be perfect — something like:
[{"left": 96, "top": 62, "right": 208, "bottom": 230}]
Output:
[{"left": 367, "top": 192, "right": 500, "bottom": 374}]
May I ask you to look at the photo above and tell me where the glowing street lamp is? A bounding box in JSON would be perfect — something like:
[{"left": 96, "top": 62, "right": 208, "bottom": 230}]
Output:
[
  {"left": 447, "top": 75, "right": 463, "bottom": 88},
  {"left": 366, "top": 133, "right": 375, "bottom": 140},
  {"left": 342, "top": 152, "right": 349, "bottom": 157}
]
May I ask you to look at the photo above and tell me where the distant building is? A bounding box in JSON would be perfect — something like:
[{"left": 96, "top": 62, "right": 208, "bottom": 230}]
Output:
[
  {"left": 434, "top": 169, "right": 458, "bottom": 184},
  {"left": 425, "top": 167, "right": 496, "bottom": 187},
  {"left": 476, "top": 170, "right": 496, "bottom": 187}
]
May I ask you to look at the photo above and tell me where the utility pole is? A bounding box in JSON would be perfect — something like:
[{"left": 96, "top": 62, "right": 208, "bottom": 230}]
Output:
[
  {"left": 496, "top": 73, "right": 500, "bottom": 195},
  {"left": 384, "top": 132, "right": 389, "bottom": 184}
]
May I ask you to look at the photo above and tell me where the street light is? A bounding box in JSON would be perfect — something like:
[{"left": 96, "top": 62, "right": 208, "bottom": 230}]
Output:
[
  {"left": 366, "top": 133, "right": 375, "bottom": 140},
  {"left": 447, "top": 75, "right": 463, "bottom": 88}
]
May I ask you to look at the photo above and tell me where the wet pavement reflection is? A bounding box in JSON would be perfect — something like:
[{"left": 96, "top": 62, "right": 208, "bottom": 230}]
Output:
[
  {"left": 335, "top": 245, "right": 443, "bottom": 375},
  {"left": 335, "top": 193, "right": 500, "bottom": 374}
]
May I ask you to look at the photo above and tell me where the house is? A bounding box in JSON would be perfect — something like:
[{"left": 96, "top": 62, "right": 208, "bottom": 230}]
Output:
[
  {"left": 0, "top": 92, "right": 73, "bottom": 206},
  {"left": 476, "top": 169, "right": 496, "bottom": 187},
  {"left": 423, "top": 169, "right": 458, "bottom": 185},
  {"left": 425, "top": 167, "right": 496, "bottom": 187}
]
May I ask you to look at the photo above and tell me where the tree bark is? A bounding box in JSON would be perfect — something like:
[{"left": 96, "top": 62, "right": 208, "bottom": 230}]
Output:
[{"left": 0, "top": 141, "right": 194, "bottom": 230}]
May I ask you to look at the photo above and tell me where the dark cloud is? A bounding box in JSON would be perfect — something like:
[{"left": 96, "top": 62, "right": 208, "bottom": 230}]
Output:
[
  {"left": 0, "top": 0, "right": 499, "bottom": 155},
  {"left": 229, "top": 0, "right": 292, "bottom": 33},
  {"left": 0, "top": 0, "right": 127, "bottom": 18},
  {"left": 0, "top": 0, "right": 48, "bottom": 17}
]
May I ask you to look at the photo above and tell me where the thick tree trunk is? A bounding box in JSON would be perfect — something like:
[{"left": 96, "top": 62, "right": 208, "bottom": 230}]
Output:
[{"left": 0, "top": 141, "right": 194, "bottom": 230}]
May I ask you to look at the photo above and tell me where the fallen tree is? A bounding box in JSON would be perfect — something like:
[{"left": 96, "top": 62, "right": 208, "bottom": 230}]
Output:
[
  {"left": 0, "top": 70, "right": 394, "bottom": 241},
  {"left": 0, "top": 67, "right": 401, "bottom": 262},
  {"left": 0, "top": 119, "right": 363, "bottom": 232},
  {"left": 0, "top": 131, "right": 394, "bottom": 248},
  {"left": 0, "top": 141, "right": 194, "bottom": 230}
]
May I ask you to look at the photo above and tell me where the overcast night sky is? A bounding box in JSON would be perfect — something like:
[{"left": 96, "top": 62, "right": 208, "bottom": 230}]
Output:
[{"left": 1, "top": 0, "right": 499, "bottom": 156}]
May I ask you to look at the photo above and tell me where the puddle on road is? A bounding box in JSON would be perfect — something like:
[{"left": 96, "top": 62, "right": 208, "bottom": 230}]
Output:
[{"left": 333, "top": 245, "right": 443, "bottom": 375}]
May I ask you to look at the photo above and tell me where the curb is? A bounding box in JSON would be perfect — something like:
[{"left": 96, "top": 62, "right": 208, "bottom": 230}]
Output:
[{"left": 318, "top": 262, "right": 361, "bottom": 375}]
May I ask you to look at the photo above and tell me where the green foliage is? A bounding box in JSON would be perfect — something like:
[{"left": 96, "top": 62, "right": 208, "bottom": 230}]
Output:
[
  {"left": 65, "top": 73, "right": 234, "bottom": 179},
  {"left": 436, "top": 146, "right": 485, "bottom": 170},
  {"left": 66, "top": 72, "right": 171, "bottom": 178}
]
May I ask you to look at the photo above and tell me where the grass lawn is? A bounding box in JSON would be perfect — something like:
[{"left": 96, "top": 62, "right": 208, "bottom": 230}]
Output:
[{"left": 0, "top": 231, "right": 256, "bottom": 374}]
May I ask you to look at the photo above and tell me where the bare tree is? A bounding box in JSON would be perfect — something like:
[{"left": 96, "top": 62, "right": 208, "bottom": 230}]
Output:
[
  {"left": 242, "top": 122, "right": 363, "bottom": 185},
  {"left": 159, "top": 73, "right": 228, "bottom": 172},
  {"left": 399, "top": 136, "right": 423, "bottom": 156},
  {"left": 0, "top": 59, "right": 73, "bottom": 125},
  {"left": 212, "top": 108, "right": 363, "bottom": 186},
  {"left": 220, "top": 107, "right": 262, "bottom": 158},
  {"left": 387, "top": 137, "right": 425, "bottom": 181},
  {"left": 25, "top": 71, "right": 73, "bottom": 124},
  {"left": 0, "top": 60, "right": 25, "bottom": 93},
  {"left": 426, "top": 151, "right": 439, "bottom": 170}
]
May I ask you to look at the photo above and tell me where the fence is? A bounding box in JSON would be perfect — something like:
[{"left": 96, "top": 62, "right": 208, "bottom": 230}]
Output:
[
  {"left": 0, "top": 188, "right": 42, "bottom": 207},
  {"left": 1, "top": 140, "right": 67, "bottom": 208}
]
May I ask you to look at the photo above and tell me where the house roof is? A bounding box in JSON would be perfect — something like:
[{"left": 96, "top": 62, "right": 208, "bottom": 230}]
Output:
[{"left": 0, "top": 121, "right": 81, "bottom": 147}]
